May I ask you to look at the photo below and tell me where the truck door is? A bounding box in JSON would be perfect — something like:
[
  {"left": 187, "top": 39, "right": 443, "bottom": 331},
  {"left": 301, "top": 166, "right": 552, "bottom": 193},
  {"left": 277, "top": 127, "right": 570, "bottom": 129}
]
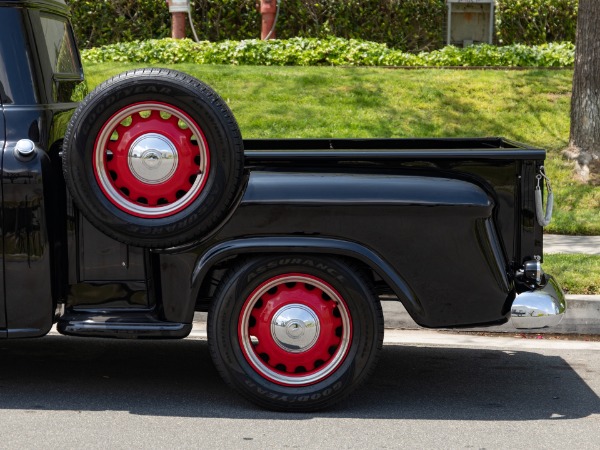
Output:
[
  {"left": 0, "top": 48, "right": 7, "bottom": 330},
  {"left": 0, "top": 8, "right": 56, "bottom": 338},
  {"left": 0, "top": 68, "right": 6, "bottom": 332}
]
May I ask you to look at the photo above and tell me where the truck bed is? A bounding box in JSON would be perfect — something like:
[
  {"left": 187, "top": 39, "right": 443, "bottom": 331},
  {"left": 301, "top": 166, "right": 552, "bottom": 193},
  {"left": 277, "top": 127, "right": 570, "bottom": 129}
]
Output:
[{"left": 243, "top": 138, "right": 546, "bottom": 161}]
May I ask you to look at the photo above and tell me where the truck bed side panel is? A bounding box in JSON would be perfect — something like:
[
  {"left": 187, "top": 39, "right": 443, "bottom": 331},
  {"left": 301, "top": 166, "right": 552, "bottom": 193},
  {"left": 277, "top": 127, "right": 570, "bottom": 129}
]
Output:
[{"left": 160, "top": 169, "right": 514, "bottom": 328}]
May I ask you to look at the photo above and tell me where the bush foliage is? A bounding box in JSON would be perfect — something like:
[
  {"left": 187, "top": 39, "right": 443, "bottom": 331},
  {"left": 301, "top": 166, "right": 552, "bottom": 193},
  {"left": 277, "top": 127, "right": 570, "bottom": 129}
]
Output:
[
  {"left": 68, "top": 0, "right": 445, "bottom": 51},
  {"left": 496, "top": 0, "right": 578, "bottom": 45},
  {"left": 66, "top": 0, "right": 171, "bottom": 48},
  {"left": 274, "top": 0, "right": 445, "bottom": 51},
  {"left": 81, "top": 37, "right": 575, "bottom": 68},
  {"left": 68, "top": 0, "right": 578, "bottom": 50}
]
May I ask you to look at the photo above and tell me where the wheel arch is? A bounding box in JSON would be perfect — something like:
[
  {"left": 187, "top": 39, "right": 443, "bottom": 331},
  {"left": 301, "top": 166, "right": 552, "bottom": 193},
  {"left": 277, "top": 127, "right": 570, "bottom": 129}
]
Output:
[{"left": 191, "top": 236, "right": 424, "bottom": 318}]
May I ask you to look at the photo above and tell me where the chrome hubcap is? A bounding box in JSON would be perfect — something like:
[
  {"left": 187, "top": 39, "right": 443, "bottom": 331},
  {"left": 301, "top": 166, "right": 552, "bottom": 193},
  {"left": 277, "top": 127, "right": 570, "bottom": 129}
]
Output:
[
  {"left": 128, "top": 133, "right": 178, "bottom": 184},
  {"left": 271, "top": 304, "right": 320, "bottom": 353}
]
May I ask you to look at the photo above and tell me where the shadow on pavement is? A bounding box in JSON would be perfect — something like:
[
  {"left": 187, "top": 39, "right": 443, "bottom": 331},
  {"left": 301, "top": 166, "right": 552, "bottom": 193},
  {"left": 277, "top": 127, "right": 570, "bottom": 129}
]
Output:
[{"left": 0, "top": 336, "right": 598, "bottom": 420}]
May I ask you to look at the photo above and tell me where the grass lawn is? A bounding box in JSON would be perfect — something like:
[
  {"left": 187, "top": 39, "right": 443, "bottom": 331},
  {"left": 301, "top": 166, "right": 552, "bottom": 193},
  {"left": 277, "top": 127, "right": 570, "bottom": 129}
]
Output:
[
  {"left": 84, "top": 63, "right": 600, "bottom": 295},
  {"left": 543, "top": 254, "right": 600, "bottom": 295},
  {"left": 84, "top": 63, "right": 599, "bottom": 236}
]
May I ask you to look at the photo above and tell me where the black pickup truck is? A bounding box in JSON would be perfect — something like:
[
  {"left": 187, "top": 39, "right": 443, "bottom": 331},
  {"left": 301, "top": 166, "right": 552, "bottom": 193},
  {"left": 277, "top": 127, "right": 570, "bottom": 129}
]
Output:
[{"left": 1, "top": 0, "right": 564, "bottom": 411}]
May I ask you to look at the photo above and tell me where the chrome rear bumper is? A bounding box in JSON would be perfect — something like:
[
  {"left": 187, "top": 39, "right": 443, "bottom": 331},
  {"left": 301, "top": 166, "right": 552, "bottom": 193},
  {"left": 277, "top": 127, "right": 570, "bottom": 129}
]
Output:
[{"left": 511, "top": 275, "right": 566, "bottom": 329}]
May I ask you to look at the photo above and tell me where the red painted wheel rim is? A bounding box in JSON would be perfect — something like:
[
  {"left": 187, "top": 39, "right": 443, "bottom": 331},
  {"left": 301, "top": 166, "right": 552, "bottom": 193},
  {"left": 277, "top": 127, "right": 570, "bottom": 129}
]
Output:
[
  {"left": 93, "top": 102, "right": 210, "bottom": 218},
  {"left": 238, "top": 273, "right": 353, "bottom": 386}
]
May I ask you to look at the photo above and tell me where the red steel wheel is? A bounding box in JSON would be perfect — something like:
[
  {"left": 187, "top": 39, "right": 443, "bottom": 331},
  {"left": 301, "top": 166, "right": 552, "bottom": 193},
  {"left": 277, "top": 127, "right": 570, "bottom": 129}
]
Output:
[
  {"left": 94, "top": 102, "right": 210, "bottom": 218},
  {"left": 208, "top": 255, "right": 383, "bottom": 411},
  {"left": 238, "top": 273, "right": 352, "bottom": 386}
]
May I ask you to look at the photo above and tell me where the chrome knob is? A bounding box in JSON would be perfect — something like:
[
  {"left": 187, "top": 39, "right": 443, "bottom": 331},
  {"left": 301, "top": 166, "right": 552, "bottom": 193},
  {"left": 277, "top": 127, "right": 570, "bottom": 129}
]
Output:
[{"left": 15, "top": 139, "right": 36, "bottom": 158}]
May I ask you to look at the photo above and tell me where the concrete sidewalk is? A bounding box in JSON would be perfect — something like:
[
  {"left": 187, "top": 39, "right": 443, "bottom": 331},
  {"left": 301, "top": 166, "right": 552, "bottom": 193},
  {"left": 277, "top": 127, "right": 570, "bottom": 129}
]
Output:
[
  {"left": 381, "top": 296, "right": 600, "bottom": 335},
  {"left": 544, "top": 234, "right": 600, "bottom": 255},
  {"left": 195, "top": 297, "right": 600, "bottom": 336},
  {"left": 187, "top": 322, "right": 600, "bottom": 349}
]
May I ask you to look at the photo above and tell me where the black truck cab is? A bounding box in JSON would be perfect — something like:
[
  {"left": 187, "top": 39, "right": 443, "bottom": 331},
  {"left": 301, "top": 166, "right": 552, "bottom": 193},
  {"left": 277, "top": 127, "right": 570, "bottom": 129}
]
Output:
[
  {"left": 0, "top": 0, "right": 152, "bottom": 339},
  {"left": 1, "top": 0, "right": 84, "bottom": 337}
]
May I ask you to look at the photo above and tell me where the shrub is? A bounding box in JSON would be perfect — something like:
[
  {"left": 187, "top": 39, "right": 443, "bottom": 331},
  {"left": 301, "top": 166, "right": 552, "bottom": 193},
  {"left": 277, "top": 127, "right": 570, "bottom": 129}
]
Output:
[
  {"left": 68, "top": 0, "right": 446, "bottom": 51},
  {"left": 496, "top": 0, "right": 578, "bottom": 45},
  {"left": 81, "top": 37, "right": 575, "bottom": 68},
  {"left": 419, "top": 42, "right": 574, "bottom": 67},
  {"left": 275, "top": 0, "right": 445, "bottom": 51},
  {"left": 68, "top": 0, "right": 578, "bottom": 51},
  {"left": 66, "top": 0, "right": 171, "bottom": 48}
]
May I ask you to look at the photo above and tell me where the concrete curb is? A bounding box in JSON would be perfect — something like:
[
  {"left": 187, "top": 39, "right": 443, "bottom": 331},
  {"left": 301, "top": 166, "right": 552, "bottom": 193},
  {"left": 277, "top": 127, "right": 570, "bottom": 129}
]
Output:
[
  {"left": 194, "top": 296, "right": 600, "bottom": 335},
  {"left": 381, "top": 295, "right": 600, "bottom": 335},
  {"left": 194, "top": 295, "right": 600, "bottom": 334},
  {"left": 184, "top": 326, "right": 600, "bottom": 349}
]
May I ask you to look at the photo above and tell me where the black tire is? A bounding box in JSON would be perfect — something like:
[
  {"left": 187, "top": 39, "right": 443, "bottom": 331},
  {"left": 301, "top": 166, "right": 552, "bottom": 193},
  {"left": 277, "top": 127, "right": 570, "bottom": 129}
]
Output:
[
  {"left": 208, "top": 255, "right": 383, "bottom": 411},
  {"left": 62, "top": 68, "right": 244, "bottom": 248}
]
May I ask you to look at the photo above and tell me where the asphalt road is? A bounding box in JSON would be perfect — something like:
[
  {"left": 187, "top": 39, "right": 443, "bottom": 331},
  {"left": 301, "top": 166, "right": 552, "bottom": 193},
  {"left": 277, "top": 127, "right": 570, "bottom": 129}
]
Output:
[{"left": 1, "top": 332, "right": 599, "bottom": 449}]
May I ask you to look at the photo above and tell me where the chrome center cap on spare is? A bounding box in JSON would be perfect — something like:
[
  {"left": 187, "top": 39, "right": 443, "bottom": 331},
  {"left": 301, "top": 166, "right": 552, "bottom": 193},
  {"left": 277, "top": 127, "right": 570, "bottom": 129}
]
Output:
[
  {"left": 128, "top": 133, "right": 178, "bottom": 184},
  {"left": 271, "top": 304, "right": 320, "bottom": 353}
]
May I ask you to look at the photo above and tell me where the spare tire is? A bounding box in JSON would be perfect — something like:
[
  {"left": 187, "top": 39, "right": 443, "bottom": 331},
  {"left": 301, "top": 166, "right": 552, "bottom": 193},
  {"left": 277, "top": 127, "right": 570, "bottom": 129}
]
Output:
[{"left": 62, "top": 68, "right": 244, "bottom": 248}]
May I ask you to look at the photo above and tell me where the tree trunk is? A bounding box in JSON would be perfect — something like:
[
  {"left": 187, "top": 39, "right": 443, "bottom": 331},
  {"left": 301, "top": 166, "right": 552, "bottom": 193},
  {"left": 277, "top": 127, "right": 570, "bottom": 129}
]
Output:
[{"left": 567, "top": 0, "right": 600, "bottom": 184}]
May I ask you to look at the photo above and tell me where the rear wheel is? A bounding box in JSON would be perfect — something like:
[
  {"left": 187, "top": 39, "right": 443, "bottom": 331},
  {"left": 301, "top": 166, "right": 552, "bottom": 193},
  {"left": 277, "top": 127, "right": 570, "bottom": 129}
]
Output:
[{"left": 208, "top": 255, "right": 383, "bottom": 411}]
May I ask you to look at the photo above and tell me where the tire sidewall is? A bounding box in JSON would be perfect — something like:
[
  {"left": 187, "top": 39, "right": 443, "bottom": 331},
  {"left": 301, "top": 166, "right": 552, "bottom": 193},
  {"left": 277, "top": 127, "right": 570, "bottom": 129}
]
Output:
[{"left": 209, "top": 255, "right": 381, "bottom": 410}]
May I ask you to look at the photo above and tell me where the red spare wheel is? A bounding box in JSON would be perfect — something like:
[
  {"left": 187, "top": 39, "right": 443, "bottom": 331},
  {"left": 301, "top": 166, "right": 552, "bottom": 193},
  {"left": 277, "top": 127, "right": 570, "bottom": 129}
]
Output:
[{"left": 62, "top": 68, "right": 244, "bottom": 248}]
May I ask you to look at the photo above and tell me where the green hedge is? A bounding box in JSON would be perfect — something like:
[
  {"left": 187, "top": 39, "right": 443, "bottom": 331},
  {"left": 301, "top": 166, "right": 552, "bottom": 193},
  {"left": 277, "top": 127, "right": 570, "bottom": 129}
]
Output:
[
  {"left": 68, "top": 0, "right": 446, "bottom": 51},
  {"left": 66, "top": 0, "right": 171, "bottom": 48},
  {"left": 496, "top": 0, "right": 578, "bottom": 45},
  {"left": 81, "top": 37, "right": 575, "bottom": 68},
  {"left": 67, "top": 0, "right": 578, "bottom": 51},
  {"left": 274, "top": 0, "right": 445, "bottom": 51}
]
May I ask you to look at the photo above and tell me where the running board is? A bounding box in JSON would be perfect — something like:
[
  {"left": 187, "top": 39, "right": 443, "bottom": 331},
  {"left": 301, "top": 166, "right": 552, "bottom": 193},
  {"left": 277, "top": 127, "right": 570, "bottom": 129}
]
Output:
[{"left": 56, "top": 311, "right": 192, "bottom": 339}]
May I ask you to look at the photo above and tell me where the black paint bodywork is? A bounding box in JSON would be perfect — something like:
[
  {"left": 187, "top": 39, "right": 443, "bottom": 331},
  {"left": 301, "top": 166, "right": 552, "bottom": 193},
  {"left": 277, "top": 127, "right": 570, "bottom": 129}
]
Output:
[
  {"left": 1, "top": 0, "right": 85, "bottom": 337},
  {"left": 157, "top": 139, "right": 544, "bottom": 329},
  {"left": 1, "top": 0, "right": 549, "bottom": 339}
]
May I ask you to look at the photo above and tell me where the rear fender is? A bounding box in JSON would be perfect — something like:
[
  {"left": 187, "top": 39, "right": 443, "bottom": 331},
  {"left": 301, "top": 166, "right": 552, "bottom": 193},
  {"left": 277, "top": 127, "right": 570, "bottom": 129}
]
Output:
[{"left": 190, "top": 236, "right": 423, "bottom": 320}]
